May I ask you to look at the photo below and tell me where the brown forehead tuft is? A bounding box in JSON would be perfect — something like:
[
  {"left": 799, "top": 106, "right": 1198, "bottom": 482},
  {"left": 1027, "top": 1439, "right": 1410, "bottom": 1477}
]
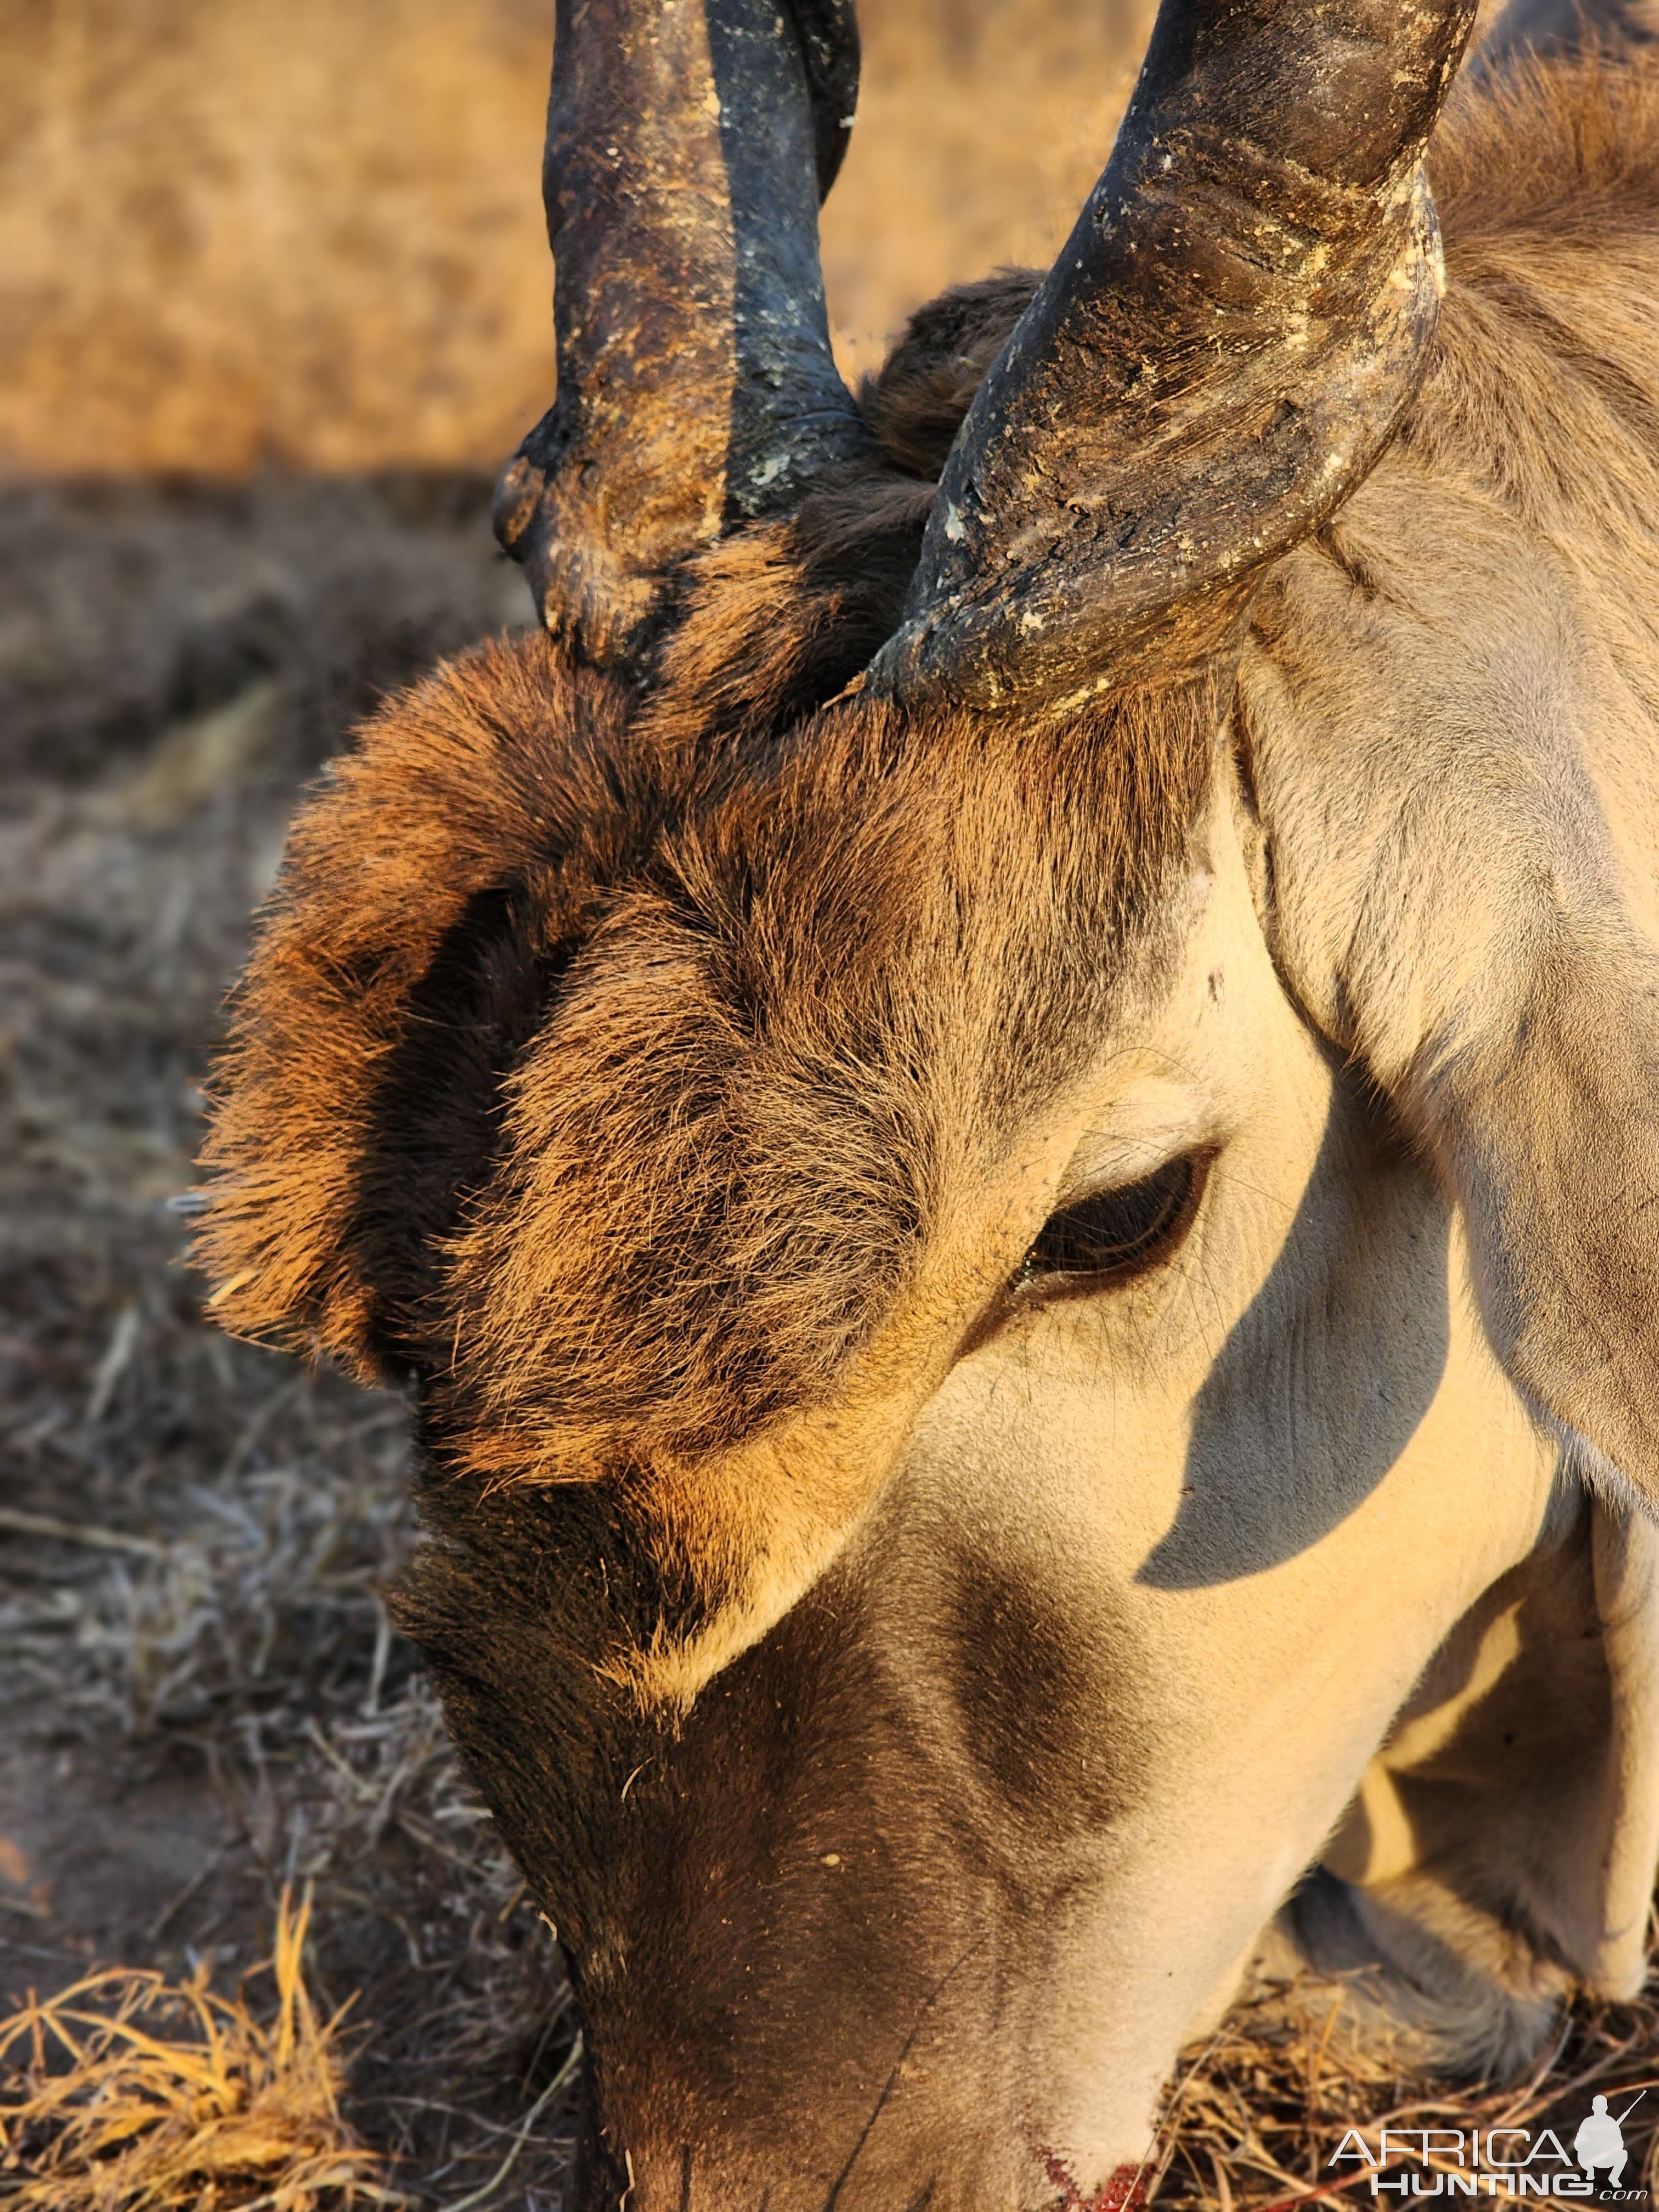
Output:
[
  {"left": 198, "top": 272, "right": 1218, "bottom": 1477},
  {"left": 197, "top": 603, "right": 1214, "bottom": 1480}
]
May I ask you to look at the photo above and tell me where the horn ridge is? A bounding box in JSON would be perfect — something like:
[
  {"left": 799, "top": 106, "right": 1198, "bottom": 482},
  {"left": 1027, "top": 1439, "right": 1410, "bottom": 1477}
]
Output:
[
  {"left": 493, "top": 0, "right": 872, "bottom": 671},
  {"left": 707, "top": 0, "right": 873, "bottom": 523},
  {"left": 782, "top": 0, "right": 861, "bottom": 197},
  {"left": 866, "top": 0, "right": 1479, "bottom": 714}
]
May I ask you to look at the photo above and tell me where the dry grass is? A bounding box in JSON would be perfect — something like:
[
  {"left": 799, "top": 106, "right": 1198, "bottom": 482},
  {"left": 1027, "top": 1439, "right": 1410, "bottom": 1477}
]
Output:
[
  {"left": 0, "top": 0, "right": 1527, "bottom": 469},
  {"left": 0, "top": 475, "right": 577, "bottom": 2205},
  {"left": 1150, "top": 1972, "right": 1659, "bottom": 2212},
  {"left": 0, "top": 1893, "right": 391, "bottom": 2212},
  {"left": 0, "top": 0, "right": 553, "bottom": 478}
]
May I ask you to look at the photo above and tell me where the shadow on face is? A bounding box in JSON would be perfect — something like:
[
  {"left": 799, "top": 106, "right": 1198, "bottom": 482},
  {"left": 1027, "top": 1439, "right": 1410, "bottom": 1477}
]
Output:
[{"left": 1140, "top": 1105, "right": 1452, "bottom": 1590}]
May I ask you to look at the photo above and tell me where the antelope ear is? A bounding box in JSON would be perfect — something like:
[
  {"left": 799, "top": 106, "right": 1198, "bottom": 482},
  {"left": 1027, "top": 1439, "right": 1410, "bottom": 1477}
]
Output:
[{"left": 1239, "top": 487, "right": 1659, "bottom": 1509}]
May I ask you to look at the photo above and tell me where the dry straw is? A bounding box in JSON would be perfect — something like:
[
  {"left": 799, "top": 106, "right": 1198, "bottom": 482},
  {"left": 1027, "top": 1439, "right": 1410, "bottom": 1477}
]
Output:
[
  {"left": 0, "top": 1890, "right": 397, "bottom": 2212},
  {"left": 1149, "top": 1967, "right": 1659, "bottom": 2212}
]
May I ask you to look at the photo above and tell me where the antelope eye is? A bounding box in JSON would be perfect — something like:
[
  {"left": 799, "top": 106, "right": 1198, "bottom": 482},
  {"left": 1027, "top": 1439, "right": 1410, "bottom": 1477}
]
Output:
[{"left": 1017, "top": 1153, "right": 1202, "bottom": 1290}]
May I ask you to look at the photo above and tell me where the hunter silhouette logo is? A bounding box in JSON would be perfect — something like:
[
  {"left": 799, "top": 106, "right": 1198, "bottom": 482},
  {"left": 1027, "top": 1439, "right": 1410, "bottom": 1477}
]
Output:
[
  {"left": 1330, "top": 2093, "right": 1649, "bottom": 2198},
  {"left": 1576, "top": 2096, "right": 1645, "bottom": 2192}
]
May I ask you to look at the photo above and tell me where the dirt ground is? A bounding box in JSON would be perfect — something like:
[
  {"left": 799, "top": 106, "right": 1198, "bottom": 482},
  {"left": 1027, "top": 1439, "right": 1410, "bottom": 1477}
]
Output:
[{"left": 3, "top": 0, "right": 1659, "bottom": 2206}]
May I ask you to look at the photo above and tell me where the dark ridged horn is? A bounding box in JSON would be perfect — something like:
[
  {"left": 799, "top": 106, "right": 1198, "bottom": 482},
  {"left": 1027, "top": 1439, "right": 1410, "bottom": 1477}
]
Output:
[
  {"left": 493, "top": 0, "right": 873, "bottom": 669},
  {"left": 867, "top": 0, "right": 1480, "bottom": 714}
]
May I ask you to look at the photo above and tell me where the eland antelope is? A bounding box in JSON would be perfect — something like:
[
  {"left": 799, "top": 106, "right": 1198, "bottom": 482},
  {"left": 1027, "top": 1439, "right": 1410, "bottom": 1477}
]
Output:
[{"left": 199, "top": 0, "right": 1659, "bottom": 2202}]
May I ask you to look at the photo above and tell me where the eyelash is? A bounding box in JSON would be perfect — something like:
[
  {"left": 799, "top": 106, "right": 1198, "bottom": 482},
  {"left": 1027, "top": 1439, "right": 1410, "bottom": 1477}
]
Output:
[{"left": 1012, "top": 1151, "right": 1206, "bottom": 1296}]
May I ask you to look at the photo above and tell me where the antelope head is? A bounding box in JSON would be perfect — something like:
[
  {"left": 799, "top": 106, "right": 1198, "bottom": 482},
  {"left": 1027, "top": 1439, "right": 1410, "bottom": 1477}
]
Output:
[{"left": 199, "top": 2, "right": 1659, "bottom": 2203}]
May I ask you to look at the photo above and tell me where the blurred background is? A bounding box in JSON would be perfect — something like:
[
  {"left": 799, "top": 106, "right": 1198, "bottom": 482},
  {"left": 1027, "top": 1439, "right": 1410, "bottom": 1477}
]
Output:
[
  {"left": 1, "top": 0, "right": 1160, "bottom": 477},
  {"left": 9, "top": 6, "right": 1624, "bottom": 2211}
]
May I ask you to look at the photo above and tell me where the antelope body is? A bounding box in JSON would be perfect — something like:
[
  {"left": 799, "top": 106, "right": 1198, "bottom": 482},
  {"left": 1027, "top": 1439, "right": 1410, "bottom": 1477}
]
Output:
[{"left": 200, "top": 1, "right": 1659, "bottom": 2204}]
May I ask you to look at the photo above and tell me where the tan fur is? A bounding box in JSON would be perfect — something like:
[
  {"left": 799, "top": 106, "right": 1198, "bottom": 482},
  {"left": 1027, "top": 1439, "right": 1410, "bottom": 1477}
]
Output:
[{"left": 1242, "top": 50, "right": 1659, "bottom": 1499}]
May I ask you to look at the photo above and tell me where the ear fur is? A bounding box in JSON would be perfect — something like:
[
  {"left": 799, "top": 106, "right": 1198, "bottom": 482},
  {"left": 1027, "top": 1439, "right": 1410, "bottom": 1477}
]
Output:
[
  {"left": 1240, "top": 383, "right": 1659, "bottom": 1505},
  {"left": 1237, "top": 51, "right": 1659, "bottom": 1508}
]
